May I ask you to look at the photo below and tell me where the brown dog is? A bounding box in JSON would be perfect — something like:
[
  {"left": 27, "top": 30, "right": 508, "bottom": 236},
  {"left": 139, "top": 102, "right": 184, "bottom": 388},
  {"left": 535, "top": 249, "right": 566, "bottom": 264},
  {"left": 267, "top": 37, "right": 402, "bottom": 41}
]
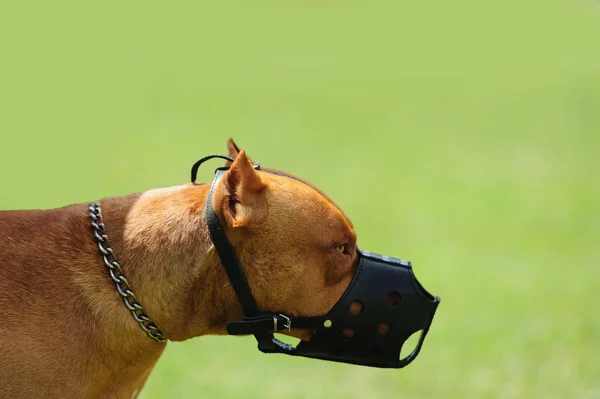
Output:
[{"left": 0, "top": 139, "right": 358, "bottom": 398}]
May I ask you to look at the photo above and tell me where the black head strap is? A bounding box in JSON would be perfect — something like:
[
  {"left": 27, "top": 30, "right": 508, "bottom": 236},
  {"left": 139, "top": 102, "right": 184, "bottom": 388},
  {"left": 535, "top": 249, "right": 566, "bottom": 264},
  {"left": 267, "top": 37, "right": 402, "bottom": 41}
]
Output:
[
  {"left": 191, "top": 154, "right": 235, "bottom": 184},
  {"left": 205, "top": 167, "right": 260, "bottom": 317}
]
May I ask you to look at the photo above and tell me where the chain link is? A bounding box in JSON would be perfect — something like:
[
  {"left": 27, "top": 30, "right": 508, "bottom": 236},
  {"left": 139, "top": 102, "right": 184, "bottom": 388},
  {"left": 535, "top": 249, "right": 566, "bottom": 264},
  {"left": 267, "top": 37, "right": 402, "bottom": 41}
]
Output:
[{"left": 89, "top": 202, "right": 166, "bottom": 343}]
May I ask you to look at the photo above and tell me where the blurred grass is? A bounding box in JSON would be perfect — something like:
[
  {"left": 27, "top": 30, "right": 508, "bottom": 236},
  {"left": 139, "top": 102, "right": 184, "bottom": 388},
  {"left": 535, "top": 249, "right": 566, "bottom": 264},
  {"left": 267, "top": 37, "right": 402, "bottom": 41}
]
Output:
[{"left": 1, "top": 1, "right": 599, "bottom": 398}]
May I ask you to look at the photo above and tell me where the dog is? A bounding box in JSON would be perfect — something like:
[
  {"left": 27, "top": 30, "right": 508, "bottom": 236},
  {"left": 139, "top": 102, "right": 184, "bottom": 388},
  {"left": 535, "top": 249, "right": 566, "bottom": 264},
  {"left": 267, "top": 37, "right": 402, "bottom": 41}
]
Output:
[{"left": 0, "top": 139, "right": 359, "bottom": 398}]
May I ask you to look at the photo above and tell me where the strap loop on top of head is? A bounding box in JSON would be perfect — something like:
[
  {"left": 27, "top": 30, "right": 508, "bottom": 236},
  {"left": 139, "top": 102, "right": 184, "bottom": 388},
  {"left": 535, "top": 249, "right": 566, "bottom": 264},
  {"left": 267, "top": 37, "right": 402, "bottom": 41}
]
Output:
[{"left": 190, "top": 155, "right": 235, "bottom": 184}]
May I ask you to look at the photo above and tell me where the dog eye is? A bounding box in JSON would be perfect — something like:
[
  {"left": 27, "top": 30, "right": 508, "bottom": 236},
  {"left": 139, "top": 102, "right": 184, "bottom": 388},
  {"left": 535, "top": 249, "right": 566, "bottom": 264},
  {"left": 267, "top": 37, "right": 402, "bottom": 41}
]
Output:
[{"left": 335, "top": 245, "right": 346, "bottom": 253}]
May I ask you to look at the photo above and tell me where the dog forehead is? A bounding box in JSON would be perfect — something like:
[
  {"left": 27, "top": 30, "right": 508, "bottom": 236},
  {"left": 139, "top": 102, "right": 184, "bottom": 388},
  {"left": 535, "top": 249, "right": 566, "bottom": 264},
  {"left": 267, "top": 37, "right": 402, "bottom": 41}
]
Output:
[{"left": 259, "top": 169, "right": 354, "bottom": 229}]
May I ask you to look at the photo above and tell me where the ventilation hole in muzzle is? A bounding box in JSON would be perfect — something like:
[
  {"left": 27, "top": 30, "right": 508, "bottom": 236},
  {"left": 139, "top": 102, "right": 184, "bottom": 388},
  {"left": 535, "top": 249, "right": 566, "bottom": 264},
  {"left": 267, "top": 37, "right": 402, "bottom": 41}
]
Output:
[
  {"left": 387, "top": 292, "right": 402, "bottom": 307},
  {"left": 399, "top": 329, "right": 424, "bottom": 361},
  {"left": 349, "top": 300, "right": 364, "bottom": 315},
  {"left": 377, "top": 322, "right": 392, "bottom": 336},
  {"left": 342, "top": 328, "right": 356, "bottom": 340}
]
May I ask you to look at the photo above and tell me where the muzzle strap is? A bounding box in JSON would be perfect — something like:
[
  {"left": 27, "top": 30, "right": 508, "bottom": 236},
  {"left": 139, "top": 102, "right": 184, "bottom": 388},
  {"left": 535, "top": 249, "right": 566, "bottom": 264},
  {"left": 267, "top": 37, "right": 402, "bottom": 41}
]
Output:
[
  {"left": 227, "top": 314, "right": 330, "bottom": 336},
  {"left": 205, "top": 168, "right": 260, "bottom": 318}
]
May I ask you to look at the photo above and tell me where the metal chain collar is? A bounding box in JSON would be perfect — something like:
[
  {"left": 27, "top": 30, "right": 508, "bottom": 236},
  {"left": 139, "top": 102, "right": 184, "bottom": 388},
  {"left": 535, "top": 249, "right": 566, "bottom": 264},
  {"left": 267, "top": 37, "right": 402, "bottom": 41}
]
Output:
[{"left": 88, "top": 202, "right": 166, "bottom": 343}]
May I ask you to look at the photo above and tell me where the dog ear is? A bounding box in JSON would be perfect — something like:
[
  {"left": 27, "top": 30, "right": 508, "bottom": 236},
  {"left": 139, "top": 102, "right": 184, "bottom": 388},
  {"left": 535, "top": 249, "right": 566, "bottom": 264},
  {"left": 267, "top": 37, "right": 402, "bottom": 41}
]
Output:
[
  {"left": 227, "top": 138, "right": 241, "bottom": 159},
  {"left": 217, "top": 150, "right": 267, "bottom": 228},
  {"left": 225, "top": 138, "right": 254, "bottom": 167}
]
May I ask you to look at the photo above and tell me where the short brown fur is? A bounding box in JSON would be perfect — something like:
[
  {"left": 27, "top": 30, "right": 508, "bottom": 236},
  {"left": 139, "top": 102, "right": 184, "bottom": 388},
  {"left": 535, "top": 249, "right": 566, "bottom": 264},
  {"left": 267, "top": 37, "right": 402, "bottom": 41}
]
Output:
[{"left": 0, "top": 139, "right": 357, "bottom": 398}]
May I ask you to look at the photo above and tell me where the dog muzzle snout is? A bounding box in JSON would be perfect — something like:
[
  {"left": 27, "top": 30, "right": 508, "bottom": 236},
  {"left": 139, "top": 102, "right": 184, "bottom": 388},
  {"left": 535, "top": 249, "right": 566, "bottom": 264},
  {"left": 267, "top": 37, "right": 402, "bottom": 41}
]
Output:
[
  {"left": 193, "top": 154, "right": 441, "bottom": 369},
  {"left": 292, "top": 249, "right": 440, "bottom": 368}
]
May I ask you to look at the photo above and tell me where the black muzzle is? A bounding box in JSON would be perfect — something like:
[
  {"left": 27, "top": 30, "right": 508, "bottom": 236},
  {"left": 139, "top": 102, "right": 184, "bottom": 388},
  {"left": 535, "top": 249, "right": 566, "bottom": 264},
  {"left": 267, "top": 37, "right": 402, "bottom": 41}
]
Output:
[
  {"left": 191, "top": 155, "right": 441, "bottom": 369},
  {"left": 293, "top": 249, "right": 439, "bottom": 368}
]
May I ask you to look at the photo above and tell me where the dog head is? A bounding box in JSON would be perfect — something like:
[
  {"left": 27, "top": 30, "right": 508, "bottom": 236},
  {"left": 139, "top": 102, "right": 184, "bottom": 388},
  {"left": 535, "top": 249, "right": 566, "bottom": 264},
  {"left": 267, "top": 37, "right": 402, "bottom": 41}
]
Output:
[{"left": 211, "top": 139, "right": 357, "bottom": 341}]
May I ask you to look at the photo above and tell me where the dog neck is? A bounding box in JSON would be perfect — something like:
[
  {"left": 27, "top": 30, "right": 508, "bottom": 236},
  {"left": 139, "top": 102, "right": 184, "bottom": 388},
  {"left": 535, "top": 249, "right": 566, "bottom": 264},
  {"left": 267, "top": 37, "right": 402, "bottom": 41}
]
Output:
[{"left": 97, "top": 183, "right": 242, "bottom": 344}]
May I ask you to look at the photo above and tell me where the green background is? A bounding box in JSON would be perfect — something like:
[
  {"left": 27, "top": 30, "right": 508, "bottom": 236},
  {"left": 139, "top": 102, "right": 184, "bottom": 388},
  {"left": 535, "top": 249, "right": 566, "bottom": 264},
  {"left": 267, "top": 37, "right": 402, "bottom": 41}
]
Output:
[{"left": 1, "top": 1, "right": 599, "bottom": 398}]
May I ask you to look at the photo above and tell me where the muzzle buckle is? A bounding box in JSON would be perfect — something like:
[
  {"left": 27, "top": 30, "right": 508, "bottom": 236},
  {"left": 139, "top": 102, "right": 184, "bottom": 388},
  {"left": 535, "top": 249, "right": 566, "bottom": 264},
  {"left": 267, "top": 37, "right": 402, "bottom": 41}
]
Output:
[{"left": 275, "top": 314, "right": 291, "bottom": 332}]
